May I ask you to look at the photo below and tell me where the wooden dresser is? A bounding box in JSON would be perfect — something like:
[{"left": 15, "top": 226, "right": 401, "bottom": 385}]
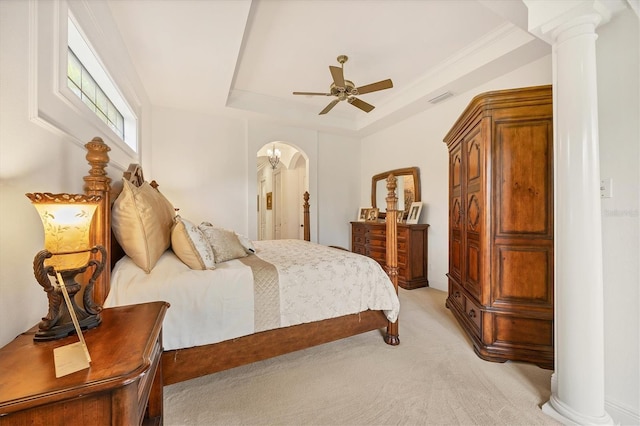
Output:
[
  {"left": 443, "top": 85, "right": 554, "bottom": 369},
  {"left": 351, "top": 221, "right": 429, "bottom": 290},
  {"left": 0, "top": 301, "right": 168, "bottom": 425}
]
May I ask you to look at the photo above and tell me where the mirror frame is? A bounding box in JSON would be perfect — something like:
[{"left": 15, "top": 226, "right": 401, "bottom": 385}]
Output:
[{"left": 371, "top": 167, "right": 421, "bottom": 219}]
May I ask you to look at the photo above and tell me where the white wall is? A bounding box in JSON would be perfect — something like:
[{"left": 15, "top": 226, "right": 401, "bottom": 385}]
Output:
[
  {"left": 317, "top": 132, "right": 361, "bottom": 248},
  {"left": 596, "top": 8, "right": 640, "bottom": 423},
  {"left": 361, "top": 55, "right": 553, "bottom": 292},
  {"left": 151, "top": 106, "right": 248, "bottom": 232},
  {"left": 0, "top": 0, "right": 149, "bottom": 347}
]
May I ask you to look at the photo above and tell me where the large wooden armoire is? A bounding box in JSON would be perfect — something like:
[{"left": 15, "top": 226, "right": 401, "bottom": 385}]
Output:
[{"left": 443, "top": 85, "right": 554, "bottom": 369}]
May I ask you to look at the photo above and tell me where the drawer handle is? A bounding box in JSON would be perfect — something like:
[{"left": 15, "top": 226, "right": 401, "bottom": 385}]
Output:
[
  {"left": 468, "top": 309, "right": 476, "bottom": 318},
  {"left": 454, "top": 291, "right": 460, "bottom": 298}
]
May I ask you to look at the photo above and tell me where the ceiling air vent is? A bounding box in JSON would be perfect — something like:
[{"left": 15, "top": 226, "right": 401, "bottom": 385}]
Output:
[{"left": 428, "top": 91, "right": 454, "bottom": 104}]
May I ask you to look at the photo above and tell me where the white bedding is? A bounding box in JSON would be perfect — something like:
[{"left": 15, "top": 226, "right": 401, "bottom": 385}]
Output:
[{"left": 104, "top": 239, "right": 400, "bottom": 351}]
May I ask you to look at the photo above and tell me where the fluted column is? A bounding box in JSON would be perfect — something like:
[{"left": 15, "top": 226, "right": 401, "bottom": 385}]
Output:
[{"left": 524, "top": 1, "right": 618, "bottom": 424}]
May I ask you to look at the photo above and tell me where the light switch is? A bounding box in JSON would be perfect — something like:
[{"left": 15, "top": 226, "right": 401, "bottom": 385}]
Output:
[{"left": 600, "top": 178, "right": 613, "bottom": 198}]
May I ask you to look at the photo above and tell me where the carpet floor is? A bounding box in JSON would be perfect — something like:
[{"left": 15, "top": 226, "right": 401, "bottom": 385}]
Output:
[{"left": 164, "top": 287, "right": 560, "bottom": 425}]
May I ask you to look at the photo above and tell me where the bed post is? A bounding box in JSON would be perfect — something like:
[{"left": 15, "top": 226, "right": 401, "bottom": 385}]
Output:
[
  {"left": 83, "top": 137, "right": 111, "bottom": 307},
  {"left": 384, "top": 173, "right": 400, "bottom": 345},
  {"left": 303, "top": 191, "right": 310, "bottom": 242}
]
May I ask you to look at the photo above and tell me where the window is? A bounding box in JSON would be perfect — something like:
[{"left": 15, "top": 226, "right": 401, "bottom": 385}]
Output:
[
  {"left": 67, "top": 15, "right": 137, "bottom": 152},
  {"left": 67, "top": 49, "right": 124, "bottom": 139}
]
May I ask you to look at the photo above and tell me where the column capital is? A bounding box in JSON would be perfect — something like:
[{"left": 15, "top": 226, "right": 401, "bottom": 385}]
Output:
[{"left": 523, "top": 0, "right": 627, "bottom": 43}]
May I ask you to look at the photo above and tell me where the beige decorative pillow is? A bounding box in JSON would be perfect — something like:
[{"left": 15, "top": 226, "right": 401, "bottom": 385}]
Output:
[
  {"left": 112, "top": 179, "right": 175, "bottom": 273},
  {"left": 198, "top": 223, "right": 248, "bottom": 263},
  {"left": 235, "top": 232, "right": 256, "bottom": 253},
  {"left": 171, "top": 216, "right": 215, "bottom": 270}
]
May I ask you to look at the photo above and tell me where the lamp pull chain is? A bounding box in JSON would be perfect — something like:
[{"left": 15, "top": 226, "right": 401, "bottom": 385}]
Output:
[{"left": 55, "top": 270, "right": 92, "bottom": 363}]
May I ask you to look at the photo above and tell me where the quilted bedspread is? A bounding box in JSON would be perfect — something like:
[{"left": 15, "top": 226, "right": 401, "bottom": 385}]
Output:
[{"left": 105, "top": 239, "right": 399, "bottom": 351}]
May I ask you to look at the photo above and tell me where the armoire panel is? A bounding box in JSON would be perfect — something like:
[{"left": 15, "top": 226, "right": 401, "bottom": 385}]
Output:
[
  {"left": 496, "top": 121, "right": 552, "bottom": 236},
  {"left": 465, "top": 240, "right": 481, "bottom": 298},
  {"left": 467, "top": 134, "right": 482, "bottom": 183},
  {"left": 494, "top": 315, "right": 553, "bottom": 347},
  {"left": 495, "top": 247, "right": 552, "bottom": 306}
]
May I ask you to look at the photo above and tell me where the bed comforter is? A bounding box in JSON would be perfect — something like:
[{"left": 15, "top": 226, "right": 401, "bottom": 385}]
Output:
[{"left": 104, "top": 239, "right": 400, "bottom": 351}]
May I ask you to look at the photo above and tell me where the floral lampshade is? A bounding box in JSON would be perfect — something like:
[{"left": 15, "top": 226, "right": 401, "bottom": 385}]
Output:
[{"left": 26, "top": 193, "right": 102, "bottom": 271}]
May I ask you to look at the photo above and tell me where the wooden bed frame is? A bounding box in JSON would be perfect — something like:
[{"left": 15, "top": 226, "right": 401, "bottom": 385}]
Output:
[{"left": 83, "top": 137, "right": 399, "bottom": 385}]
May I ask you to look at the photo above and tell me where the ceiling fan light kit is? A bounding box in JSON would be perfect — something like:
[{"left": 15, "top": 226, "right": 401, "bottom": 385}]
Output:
[{"left": 293, "top": 55, "right": 393, "bottom": 115}]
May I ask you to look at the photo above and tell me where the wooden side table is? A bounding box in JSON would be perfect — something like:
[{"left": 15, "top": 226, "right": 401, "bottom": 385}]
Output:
[{"left": 0, "top": 301, "right": 168, "bottom": 425}]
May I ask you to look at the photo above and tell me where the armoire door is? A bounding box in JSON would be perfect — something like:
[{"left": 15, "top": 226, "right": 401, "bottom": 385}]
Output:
[
  {"left": 463, "top": 123, "right": 484, "bottom": 302},
  {"left": 449, "top": 143, "right": 463, "bottom": 284}
]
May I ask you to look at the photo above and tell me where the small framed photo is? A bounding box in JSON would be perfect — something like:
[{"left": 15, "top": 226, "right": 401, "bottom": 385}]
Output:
[
  {"left": 396, "top": 211, "right": 404, "bottom": 223},
  {"left": 406, "top": 202, "right": 423, "bottom": 224},
  {"left": 357, "top": 207, "right": 369, "bottom": 222},
  {"left": 365, "top": 207, "right": 379, "bottom": 222},
  {"left": 266, "top": 192, "right": 273, "bottom": 210}
]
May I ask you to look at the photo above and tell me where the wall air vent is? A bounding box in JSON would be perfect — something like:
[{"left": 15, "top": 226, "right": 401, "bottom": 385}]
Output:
[{"left": 428, "top": 91, "right": 454, "bottom": 104}]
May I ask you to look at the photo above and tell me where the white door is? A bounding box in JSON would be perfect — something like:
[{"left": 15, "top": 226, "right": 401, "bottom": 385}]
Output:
[
  {"left": 274, "top": 169, "right": 282, "bottom": 239},
  {"left": 259, "top": 178, "right": 267, "bottom": 240}
]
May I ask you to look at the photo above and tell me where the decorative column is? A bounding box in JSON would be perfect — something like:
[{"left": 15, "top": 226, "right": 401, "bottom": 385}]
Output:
[{"left": 524, "top": 1, "right": 620, "bottom": 424}]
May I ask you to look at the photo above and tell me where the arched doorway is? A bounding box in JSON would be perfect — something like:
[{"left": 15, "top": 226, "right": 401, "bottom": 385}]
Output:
[{"left": 256, "top": 142, "right": 308, "bottom": 240}]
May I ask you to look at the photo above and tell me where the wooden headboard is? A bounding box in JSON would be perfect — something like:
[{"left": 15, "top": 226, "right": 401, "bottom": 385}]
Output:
[{"left": 83, "top": 137, "right": 314, "bottom": 307}]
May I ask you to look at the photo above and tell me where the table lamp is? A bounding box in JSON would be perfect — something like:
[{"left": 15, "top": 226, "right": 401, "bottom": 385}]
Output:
[{"left": 26, "top": 192, "right": 106, "bottom": 341}]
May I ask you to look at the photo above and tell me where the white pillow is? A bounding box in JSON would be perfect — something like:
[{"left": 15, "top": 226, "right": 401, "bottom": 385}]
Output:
[
  {"left": 112, "top": 179, "right": 175, "bottom": 273},
  {"left": 198, "top": 223, "right": 248, "bottom": 263},
  {"left": 235, "top": 232, "right": 256, "bottom": 253},
  {"left": 171, "top": 216, "right": 216, "bottom": 270}
]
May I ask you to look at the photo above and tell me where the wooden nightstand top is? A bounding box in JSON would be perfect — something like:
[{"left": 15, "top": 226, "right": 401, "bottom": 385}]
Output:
[{"left": 0, "top": 301, "right": 168, "bottom": 416}]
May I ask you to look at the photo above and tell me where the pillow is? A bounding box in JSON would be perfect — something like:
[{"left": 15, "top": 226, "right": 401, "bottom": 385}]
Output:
[
  {"left": 198, "top": 223, "right": 248, "bottom": 263},
  {"left": 171, "top": 216, "right": 215, "bottom": 270},
  {"left": 112, "top": 179, "right": 175, "bottom": 273},
  {"left": 235, "top": 232, "right": 256, "bottom": 253}
]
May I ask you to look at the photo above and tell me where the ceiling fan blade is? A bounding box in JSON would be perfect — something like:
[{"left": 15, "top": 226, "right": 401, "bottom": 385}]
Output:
[
  {"left": 329, "top": 65, "right": 346, "bottom": 88},
  {"left": 319, "top": 99, "right": 340, "bottom": 115},
  {"left": 356, "top": 79, "right": 393, "bottom": 95},
  {"left": 348, "top": 97, "right": 375, "bottom": 113},
  {"left": 293, "top": 91, "right": 332, "bottom": 96}
]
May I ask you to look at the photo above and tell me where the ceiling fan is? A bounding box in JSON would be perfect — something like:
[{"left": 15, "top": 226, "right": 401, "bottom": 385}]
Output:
[{"left": 293, "top": 55, "right": 393, "bottom": 115}]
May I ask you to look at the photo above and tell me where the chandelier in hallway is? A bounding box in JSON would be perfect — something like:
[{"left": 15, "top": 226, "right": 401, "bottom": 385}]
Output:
[{"left": 267, "top": 144, "right": 281, "bottom": 169}]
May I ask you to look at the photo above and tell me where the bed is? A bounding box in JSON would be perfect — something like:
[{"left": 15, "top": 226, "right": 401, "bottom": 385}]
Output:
[{"left": 83, "top": 137, "right": 401, "bottom": 385}]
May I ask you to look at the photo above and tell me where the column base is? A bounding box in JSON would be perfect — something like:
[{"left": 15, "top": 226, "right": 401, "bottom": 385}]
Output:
[{"left": 542, "top": 396, "right": 614, "bottom": 425}]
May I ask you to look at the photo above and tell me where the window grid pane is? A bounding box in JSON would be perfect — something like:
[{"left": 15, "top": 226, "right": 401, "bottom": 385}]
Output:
[{"left": 67, "top": 49, "right": 125, "bottom": 140}]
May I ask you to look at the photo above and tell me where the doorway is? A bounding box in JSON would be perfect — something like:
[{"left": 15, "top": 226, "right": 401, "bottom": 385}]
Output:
[{"left": 256, "top": 142, "right": 308, "bottom": 241}]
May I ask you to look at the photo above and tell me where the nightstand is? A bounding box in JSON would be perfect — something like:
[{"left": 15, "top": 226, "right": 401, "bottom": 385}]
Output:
[{"left": 0, "top": 301, "right": 168, "bottom": 425}]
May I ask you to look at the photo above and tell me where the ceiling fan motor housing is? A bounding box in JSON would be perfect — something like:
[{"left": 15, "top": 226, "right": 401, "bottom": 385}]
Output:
[{"left": 330, "top": 80, "right": 356, "bottom": 100}]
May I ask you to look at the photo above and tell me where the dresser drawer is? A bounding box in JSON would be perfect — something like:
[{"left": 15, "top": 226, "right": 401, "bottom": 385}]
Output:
[
  {"left": 368, "top": 227, "right": 386, "bottom": 238},
  {"left": 352, "top": 224, "right": 366, "bottom": 236},
  {"left": 353, "top": 234, "right": 366, "bottom": 245},
  {"left": 368, "top": 247, "right": 385, "bottom": 264},
  {"left": 465, "top": 295, "right": 482, "bottom": 333},
  {"left": 367, "top": 237, "right": 386, "bottom": 248},
  {"left": 353, "top": 244, "right": 366, "bottom": 256},
  {"left": 448, "top": 279, "right": 465, "bottom": 311}
]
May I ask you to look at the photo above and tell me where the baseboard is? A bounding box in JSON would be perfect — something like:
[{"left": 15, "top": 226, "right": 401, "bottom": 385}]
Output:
[{"left": 606, "top": 398, "right": 640, "bottom": 425}]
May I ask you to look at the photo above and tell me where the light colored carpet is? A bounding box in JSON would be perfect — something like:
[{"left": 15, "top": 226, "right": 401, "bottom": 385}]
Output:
[{"left": 164, "top": 287, "right": 560, "bottom": 425}]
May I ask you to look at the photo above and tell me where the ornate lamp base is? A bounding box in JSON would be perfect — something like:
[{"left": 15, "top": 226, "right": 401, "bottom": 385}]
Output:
[
  {"left": 34, "top": 314, "right": 101, "bottom": 341},
  {"left": 32, "top": 247, "right": 106, "bottom": 341}
]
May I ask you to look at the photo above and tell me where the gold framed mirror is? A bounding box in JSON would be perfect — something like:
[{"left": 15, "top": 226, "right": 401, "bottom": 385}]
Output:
[{"left": 371, "top": 167, "right": 420, "bottom": 219}]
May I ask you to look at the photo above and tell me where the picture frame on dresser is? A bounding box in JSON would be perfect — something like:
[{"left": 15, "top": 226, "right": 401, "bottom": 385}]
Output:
[
  {"left": 406, "top": 202, "right": 422, "bottom": 224},
  {"left": 365, "top": 208, "right": 379, "bottom": 222},
  {"left": 357, "top": 207, "right": 369, "bottom": 221}
]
